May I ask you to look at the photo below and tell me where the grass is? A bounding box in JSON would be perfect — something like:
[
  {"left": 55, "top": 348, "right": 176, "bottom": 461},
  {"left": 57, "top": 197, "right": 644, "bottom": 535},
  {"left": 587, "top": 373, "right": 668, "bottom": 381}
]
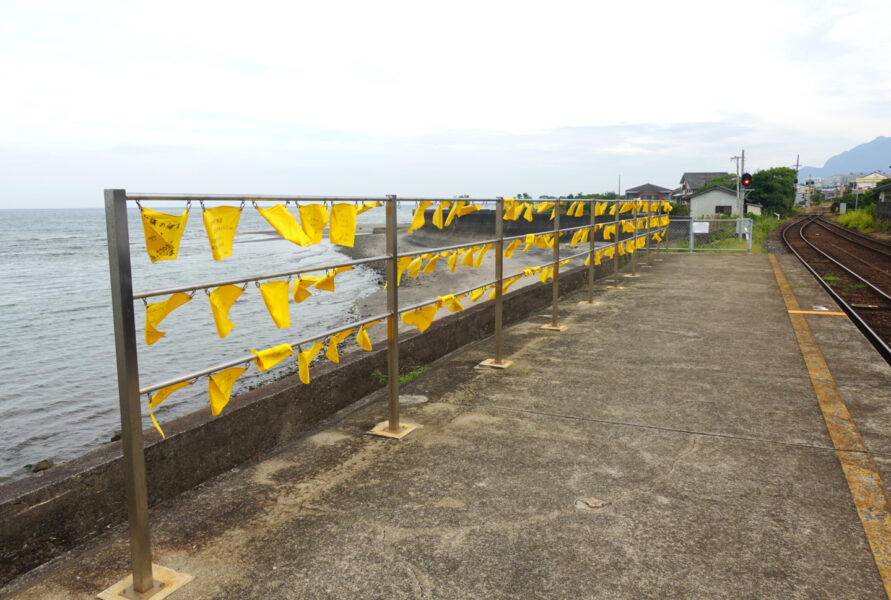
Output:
[
  {"left": 370, "top": 365, "right": 429, "bottom": 385},
  {"left": 822, "top": 273, "right": 841, "bottom": 284},
  {"left": 836, "top": 210, "right": 876, "bottom": 232}
]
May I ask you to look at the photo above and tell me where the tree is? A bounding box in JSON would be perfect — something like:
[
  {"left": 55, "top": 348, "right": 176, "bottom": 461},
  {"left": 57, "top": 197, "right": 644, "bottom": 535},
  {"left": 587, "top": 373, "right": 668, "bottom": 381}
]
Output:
[
  {"left": 747, "top": 167, "right": 796, "bottom": 216},
  {"left": 698, "top": 173, "right": 737, "bottom": 192}
]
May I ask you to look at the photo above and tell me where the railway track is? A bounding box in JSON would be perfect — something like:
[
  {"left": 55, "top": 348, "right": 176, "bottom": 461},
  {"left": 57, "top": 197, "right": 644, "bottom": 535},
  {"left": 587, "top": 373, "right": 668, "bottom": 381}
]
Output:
[{"left": 782, "top": 216, "right": 891, "bottom": 362}]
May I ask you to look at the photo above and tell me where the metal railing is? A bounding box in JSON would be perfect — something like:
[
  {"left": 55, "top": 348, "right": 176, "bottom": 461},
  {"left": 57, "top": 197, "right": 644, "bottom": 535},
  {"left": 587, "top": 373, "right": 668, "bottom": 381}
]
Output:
[
  {"left": 104, "top": 190, "right": 669, "bottom": 597},
  {"left": 662, "top": 218, "right": 753, "bottom": 253}
]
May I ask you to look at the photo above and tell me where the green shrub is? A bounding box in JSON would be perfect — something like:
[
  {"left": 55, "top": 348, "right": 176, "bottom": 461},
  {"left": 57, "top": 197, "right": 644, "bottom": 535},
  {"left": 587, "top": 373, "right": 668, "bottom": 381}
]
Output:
[{"left": 837, "top": 210, "right": 876, "bottom": 231}]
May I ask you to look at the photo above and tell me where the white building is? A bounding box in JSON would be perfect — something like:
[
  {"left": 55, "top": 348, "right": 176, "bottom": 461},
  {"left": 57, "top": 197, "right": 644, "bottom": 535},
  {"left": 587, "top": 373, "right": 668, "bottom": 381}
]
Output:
[{"left": 688, "top": 186, "right": 738, "bottom": 218}]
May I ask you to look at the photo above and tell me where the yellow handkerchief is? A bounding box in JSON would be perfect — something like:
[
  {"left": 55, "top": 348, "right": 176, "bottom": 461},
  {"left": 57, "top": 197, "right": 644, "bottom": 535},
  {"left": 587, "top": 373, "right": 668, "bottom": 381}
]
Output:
[
  {"left": 208, "top": 284, "right": 243, "bottom": 338},
  {"left": 140, "top": 207, "right": 189, "bottom": 262},
  {"left": 145, "top": 292, "right": 192, "bottom": 345},
  {"left": 256, "top": 204, "right": 312, "bottom": 246},
  {"left": 407, "top": 256, "right": 424, "bottom": 279},
  {"left": 474, "top": 244, "right": 492, "bottom": 268},
  {"left": 408, "top": 201, "right": 433, "bottom": 233},
  {"left": 539, "top": 266, "right": 552, "bottom": 283},
  {"left": 504, "top": 238, "right": 521, "bottom": 258},
  {"left": 250, "top": 343, "right": 294, "bottom": 372},
  {"left": 356, "top": 323, "right": 374, "bottom": 351},
  {"left": 202, "top": 205, "right": 241, "bottom": 261},
  {"left": 595, "top": 202, "right": 607, "bottom": 216},
  {"left": 522, "top": 233, "right": 535, "bottom": 252},
  {"left": 209, "top": 366, "right": 247, "bottom": 416},
  {"left": 356, "top": 201, "right": 382, "bottom": 215},
  {"left": 458, "top": 204, "right": 480, "bottom": 217},
  {"left": 523, "top": 203, "right": 534, "bottom": 222},
  {"left": 432, "top": 201, "right": 450, "bottom": 229},
  {"left": 259, "top": 281, "right": 290, "bottom": 328},
  {"left": 148, "top": 381, "right": 192, "bottom": 438},
  {"left": 292, "top": 277, "right": 318, "bottom": 303},
  {"left": 396, "top": 256, "right": 414, "bottom": 285},
  {"left": 422, "top": 254, "right": 443, "bottom": 274},
  {"left": 402, "top": 304, "right": 439, "bottom": 332},
  {"left": 574, "top": 202, "right": 585, "bottom": 217},
  {"left": 469, "top": 286, "right": 489, "bottom": 302},
  {"left": 603, "top": 225, "right": 616, "bottom": 240},
  {"left": 445, "top": 201, "right": 465, "bottom": 227},
  {"left": 298, "top": 341, "right": 325, "bottom": 384},
  {"left": 325, "top": 329, "right": 355, "bottom": 363},
  {"left": 461, "top": 246, "right": 478, "bottom": 267},
  {"left": 298, "top": 204, "right": 329, "bottom": 245},
  {"left": 437, "top": 294, "right": 464, "bottom": 313},
  {"left": 330, "top": 203, "right": 358, "bottom": 247}
]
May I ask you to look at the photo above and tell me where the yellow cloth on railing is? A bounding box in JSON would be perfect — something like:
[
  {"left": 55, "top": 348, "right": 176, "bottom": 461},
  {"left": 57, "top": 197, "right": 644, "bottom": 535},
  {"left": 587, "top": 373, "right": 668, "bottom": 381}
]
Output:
[
  {"left": 145, "top": 292, "right": 192, "bottom": 345},
  {"left": 621, "top": 220, "right": 636, "bottom": 233},
  {"left": 636, "top": 237, "right": 646, "bottom": 249},
  {"left": 148, "top": 381, "right": 192, "bottom": 438},
  {"left": 330, "top": 203, "right": 358, "bottom": 247},
  {"left": 447, "top": 250, "right": 463, "bottom": 273},
  {"left": 567, "top": 202, "right": 579, "bottom": 217},
  {"left": 209, "top": 284, "right": 243, "bottom": 338},
  {"left": 492, "top": 275, "right": 523, "bottom": 298},
  {"left": 401, "top": 304, "right": 439, "bottom": 332},
  {"left": 202, "top": 206, "right": 241, "bottom": 261},
  {"left": 522, "top": 233, "right": 535, "bottom": 252},
  {"left": 595, "top": 202, "right": 608, "bottom": 216},
  {"left": 609, "top": 203, "right": 617, "bottom": 215},
  {"left": 652, "top": 231, "right": 663, "bottom": 243},
  {"left": 660, "top": 215, "right": 670, "bottom": 226},
  {"left": 250, "top": 343, "right": 294, "bottom": 372},
  {"left": 603, "top": 224, "right": 616, "bottom": 240},
  {"left": 356, "top": 201, "right": 382, "bottom": 215},
  {"left": 396, "top": 256, "right": 414, "bottom": 284},
  {"left": 437, "top": 294, "right": 465, "bottom": 312},
  {"left": 292, "top": 277, "right": 318, "bottom": 303},
  {"left": 559, "top": 259, "right": 571, "bottom": 267},
  {"left": 298, "top": 341, "right": 324, "bottom": 384},
  {"left": 445, "top": 201, "right": 464, "bottom": 227},
  {"left": 314, "top": 266, "right": 352, "bottom": 292},
  {"left": 432, "top": 201, "right": 449, "bottom": 229},
  {"left": 406, "top": 256, "right": 424, "bottom": 279},
  {"left": 256, "top": 204, "right": 312, "bottom": 246},
  {"left": 469, "top": 286, "right": 488, "bottom": 302},
  {"left": 259, "top": 280, "right": 291, "bottom": 328},
  {"left": 141, "top": 207, "right": 189, "bottom": 262},
  {"left": 619, "top": 202, "right": 634, "bottom": 214},
  {"left": 325, "top": 328, "right": 355, "bottom": 363},
  {"left": 209, "top": 366, "right": 247, "bottom": 416},
  {"left": 408, "top": 201, "right": 433, "bottom": 233},
  {"left": 298, "top": 204, "right": 328, "bottom": 245},
  {"left": 637, "top": 218, "right": 648, "bottom": 230},
  {"left": 504, "top": 238, "right": 521, "bottom": 258},
  {"left": 422, "top": 253, "right": 443, "bottom": 274},
  {"left": 625, "top": 239, "right": 636, "bottom": 254},
  {"left": 356, "top": 321, "right": 379, "bottom": 351},
  {"left": 661, "top": 201, "right": 673, "bottom": 212},
  {"left": 650, "top": 201, "right": 660, "bottom": 212},
  {"left": 570, "top": 229, "right": 583, "bottom": 247},
  {"left": 522, "top": 266, "right": 541, "bottom": 277},
  {"left": 474, "top": 244, "right": 492, "bottom": 268},
  {"left": 461, "top": 246, "right": 479, "bottom": 267},
  {"left": 574, "top": 202, "right": 585, "bottom": 217},
  {"left": 538, "top": 266, "right": 553, "bottom": 283}
]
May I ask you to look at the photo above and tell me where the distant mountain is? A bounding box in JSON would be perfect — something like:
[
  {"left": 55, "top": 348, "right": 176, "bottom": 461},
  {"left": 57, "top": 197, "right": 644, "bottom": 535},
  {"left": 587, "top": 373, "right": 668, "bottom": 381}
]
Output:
[{"left": 798, "top": 136, "right": 891, "bottom": 181}]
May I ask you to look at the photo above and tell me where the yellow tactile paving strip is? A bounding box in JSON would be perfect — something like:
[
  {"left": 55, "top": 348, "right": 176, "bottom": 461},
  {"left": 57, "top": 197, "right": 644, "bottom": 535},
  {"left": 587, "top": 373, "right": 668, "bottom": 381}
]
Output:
[{"left": 770, "top": 254, "right": 891, "bottom": 598}]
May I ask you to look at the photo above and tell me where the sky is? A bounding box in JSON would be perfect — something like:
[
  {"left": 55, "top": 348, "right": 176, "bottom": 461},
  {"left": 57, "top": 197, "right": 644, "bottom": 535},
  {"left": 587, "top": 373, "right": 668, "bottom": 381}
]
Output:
[{"left": 1, "top": 0, "right": 890, "bottom": 208}]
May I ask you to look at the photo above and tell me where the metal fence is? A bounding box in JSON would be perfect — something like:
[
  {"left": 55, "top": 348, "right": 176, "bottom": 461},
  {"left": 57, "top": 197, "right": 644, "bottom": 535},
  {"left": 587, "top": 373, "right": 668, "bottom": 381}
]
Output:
[
  {"left": 664, "top": 218, "right": 753, "bottom": 253},
  {"left": 104, "top": 191, "right": 670, "bottom": 597}
]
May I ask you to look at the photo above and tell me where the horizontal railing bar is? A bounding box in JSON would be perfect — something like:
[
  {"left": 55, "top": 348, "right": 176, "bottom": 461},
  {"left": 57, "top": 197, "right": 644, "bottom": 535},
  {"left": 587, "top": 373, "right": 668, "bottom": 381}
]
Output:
[
  {"left": 397, "top": 238, "right": 498, "bottom": 258},
  {"left": 126, "top": 193, "right": 635, "bottom": 205},
  {"left": 139, "top": 312, "right": 390, "bottom": 395},
  {"left": 133, "top": 255, "right": 390, "bottom": 300}
]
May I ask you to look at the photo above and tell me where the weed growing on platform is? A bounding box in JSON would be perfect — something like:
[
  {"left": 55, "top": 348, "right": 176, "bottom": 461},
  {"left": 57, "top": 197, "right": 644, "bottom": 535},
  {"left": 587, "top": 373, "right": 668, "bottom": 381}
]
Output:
[{"left": 371, "top": 365, "right": 428, "bottom": 385}]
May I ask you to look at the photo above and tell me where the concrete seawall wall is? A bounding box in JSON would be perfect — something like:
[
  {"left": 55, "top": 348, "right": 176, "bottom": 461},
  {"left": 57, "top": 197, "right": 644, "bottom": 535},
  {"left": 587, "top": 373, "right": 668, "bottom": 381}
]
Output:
[{"left": 0, "top": 256, "right": 629, "bottom": 586}]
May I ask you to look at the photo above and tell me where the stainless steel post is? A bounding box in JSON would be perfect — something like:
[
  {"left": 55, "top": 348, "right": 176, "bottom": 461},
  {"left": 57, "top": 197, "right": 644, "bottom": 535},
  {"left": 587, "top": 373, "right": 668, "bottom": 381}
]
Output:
[
  {"left": 494, "top": 197, "right": 504, "bottom": 364},
  {"left": 586, "top": 200, "right": 595, "bottom": 303},
  {"left": 105, "top": 189, "right": 159, "bottom": 597},
  {"left": 613, "top": 201, "right": 620, "bottom": 287},
  {"left": 385, "top": 195, "right": 400, "bottom": 432},
  {"left": 550, "top": 199, "right": 560, "bottom": 327},
  {"left": 689, "top": 218, "right": 694, "bottom": 253},
  {"left": 747, "top": 219, "right": 753, "bottom": 253},
  {"left": 644, "top": 203, "right": 651, "bottom": 265},
  {"left": 631, "top": 204, "right": 638, "bottom": 276}
]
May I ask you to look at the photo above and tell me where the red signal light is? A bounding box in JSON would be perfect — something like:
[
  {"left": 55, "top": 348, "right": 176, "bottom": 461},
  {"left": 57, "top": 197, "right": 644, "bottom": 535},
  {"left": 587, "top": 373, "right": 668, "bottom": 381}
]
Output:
[{"left": 741, "top": 173, "right": 752, "bottom": 186}]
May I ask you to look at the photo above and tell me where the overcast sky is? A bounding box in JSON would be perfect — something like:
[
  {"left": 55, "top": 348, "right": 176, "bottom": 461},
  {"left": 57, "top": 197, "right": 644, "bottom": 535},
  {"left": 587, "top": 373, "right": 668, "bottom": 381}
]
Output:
[{"left": 1, "top": 0, "right": 890, "bottom": 208}]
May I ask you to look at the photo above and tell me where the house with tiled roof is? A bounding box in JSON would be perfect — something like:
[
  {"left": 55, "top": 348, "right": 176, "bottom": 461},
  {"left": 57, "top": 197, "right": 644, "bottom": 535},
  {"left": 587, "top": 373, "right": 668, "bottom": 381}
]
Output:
[
  {"left": 625, "top": 183, "right": 672, "bottom": 202},
  {"left": 679, "top": 172, "right": 729, "bottom": 199}
]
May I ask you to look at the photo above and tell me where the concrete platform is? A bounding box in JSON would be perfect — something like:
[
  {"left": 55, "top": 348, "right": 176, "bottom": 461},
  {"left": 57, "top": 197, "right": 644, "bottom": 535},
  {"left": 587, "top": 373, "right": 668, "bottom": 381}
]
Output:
[{"left": 3, "top": 253, "right": 889, "bottom": 599}]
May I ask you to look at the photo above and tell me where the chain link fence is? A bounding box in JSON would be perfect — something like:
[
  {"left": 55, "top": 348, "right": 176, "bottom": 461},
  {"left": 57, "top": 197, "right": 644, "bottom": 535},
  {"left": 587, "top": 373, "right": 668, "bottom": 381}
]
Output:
[{"left": 665, "top": 218, "right": 752, "bottom": 253}]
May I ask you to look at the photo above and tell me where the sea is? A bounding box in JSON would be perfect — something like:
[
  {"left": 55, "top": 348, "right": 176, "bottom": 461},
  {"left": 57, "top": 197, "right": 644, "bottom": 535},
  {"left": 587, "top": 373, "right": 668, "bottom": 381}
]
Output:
[{"left": 0, "top": 204, "right": 414, "bottom": 483}]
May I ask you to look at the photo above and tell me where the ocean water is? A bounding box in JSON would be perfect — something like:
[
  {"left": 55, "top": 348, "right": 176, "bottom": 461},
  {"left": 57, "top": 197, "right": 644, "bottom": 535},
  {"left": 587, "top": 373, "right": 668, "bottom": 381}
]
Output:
[{"left": 0, "top": 204, "right": 412, "bottom": 483}]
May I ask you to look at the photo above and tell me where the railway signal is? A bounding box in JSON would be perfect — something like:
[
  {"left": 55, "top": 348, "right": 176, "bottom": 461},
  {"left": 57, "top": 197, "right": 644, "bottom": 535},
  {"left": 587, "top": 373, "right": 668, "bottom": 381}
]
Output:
[{"left": 741, "top": 173, "right": 752, "bottom": 187}]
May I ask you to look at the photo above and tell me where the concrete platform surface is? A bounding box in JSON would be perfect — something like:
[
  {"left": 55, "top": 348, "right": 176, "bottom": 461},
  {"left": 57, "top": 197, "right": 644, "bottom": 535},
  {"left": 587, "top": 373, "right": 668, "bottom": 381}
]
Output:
[{"left": 3, "top": 252, "right": 889, "bottom": 599}]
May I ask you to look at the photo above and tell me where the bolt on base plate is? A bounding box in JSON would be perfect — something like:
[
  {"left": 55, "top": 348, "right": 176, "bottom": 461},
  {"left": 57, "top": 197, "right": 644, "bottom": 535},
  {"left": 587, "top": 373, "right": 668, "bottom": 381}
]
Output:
[
  {"left": 478, "top": 358, "right": 514, "bottom": 369},
  {"left": 98, "top": 565, "right": 192, "bottom": 600},
  {"left": 540, "top": 324, "right": 567, "bottom": 331},
  {"left": 368, "top": 421, "right": 421, "bottom": 439}
]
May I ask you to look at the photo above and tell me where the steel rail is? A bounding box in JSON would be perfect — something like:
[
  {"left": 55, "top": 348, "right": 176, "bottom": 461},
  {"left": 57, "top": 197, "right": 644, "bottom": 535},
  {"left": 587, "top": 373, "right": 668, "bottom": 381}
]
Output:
[
  {"left": 813, "top": 216, "right": 891, "bottom": 259},
  {"left": 782, "top": 217, "right": 891, "bottom": 362},
  {"left": 799, "top": 219, "right": 891, "bottom": 302}
]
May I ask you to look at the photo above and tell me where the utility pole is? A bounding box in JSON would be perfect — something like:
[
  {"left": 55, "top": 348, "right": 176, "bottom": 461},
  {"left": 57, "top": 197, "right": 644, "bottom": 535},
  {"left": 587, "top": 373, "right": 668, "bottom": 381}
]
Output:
[
  {"left": 793, "top": 154, "right": 804, "bottom": 208},
  {"left": 731, "top": 150, "right": 744, "bottom": 238}
]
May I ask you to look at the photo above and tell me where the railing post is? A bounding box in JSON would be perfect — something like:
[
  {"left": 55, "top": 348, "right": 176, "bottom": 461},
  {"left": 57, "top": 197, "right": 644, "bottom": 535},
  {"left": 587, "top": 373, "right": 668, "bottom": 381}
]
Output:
[
  {"left": 105, "top": 189, "right": 161, "bottom": 598},
  {"left": 481, "top": 198, "right": 512, "bottom": 368},
  {"left": 689, "top": 218, "right": 694, "bottom": 253},
  {"left": 747, "top": 218, "right": 753, "bottom": 253},
  {"left": 631, "top": 203, "right": 638, "bottom": 276},
  {"left": 542, "top": 199, "right": 565, "bottom": 331},
  {"left": 385, "top": 195, "right": 400, "bottom": 432},
  {"left": 586, "top": 199, "right": 595, "bottom": 303},
  {"left": 613, "top": 200, "right": 620, "bottom": 287},
  {"left": 644, "top": 202, "right": 651, "bottom": 265}
]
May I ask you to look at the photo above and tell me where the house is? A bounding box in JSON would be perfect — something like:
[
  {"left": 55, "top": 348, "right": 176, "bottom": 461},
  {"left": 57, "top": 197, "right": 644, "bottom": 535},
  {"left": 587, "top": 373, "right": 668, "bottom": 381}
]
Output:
[
  {"left": 625, "top": 183, "right": 672, "bottom": 202},
  {"left": 679, "top": 172, "right": 729, "bottom": 199},
  {"left": 688, "top": 186, "right": 738, "bottom": 218},
  {"left": 854, "top": 172, "right": 887, "bottom": 191},
  {"left": 875, "top": 181, "right": 891, "bottom": 202},
  {"left": 744, "top": 202, "right": 763, "bottom": 216}
]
